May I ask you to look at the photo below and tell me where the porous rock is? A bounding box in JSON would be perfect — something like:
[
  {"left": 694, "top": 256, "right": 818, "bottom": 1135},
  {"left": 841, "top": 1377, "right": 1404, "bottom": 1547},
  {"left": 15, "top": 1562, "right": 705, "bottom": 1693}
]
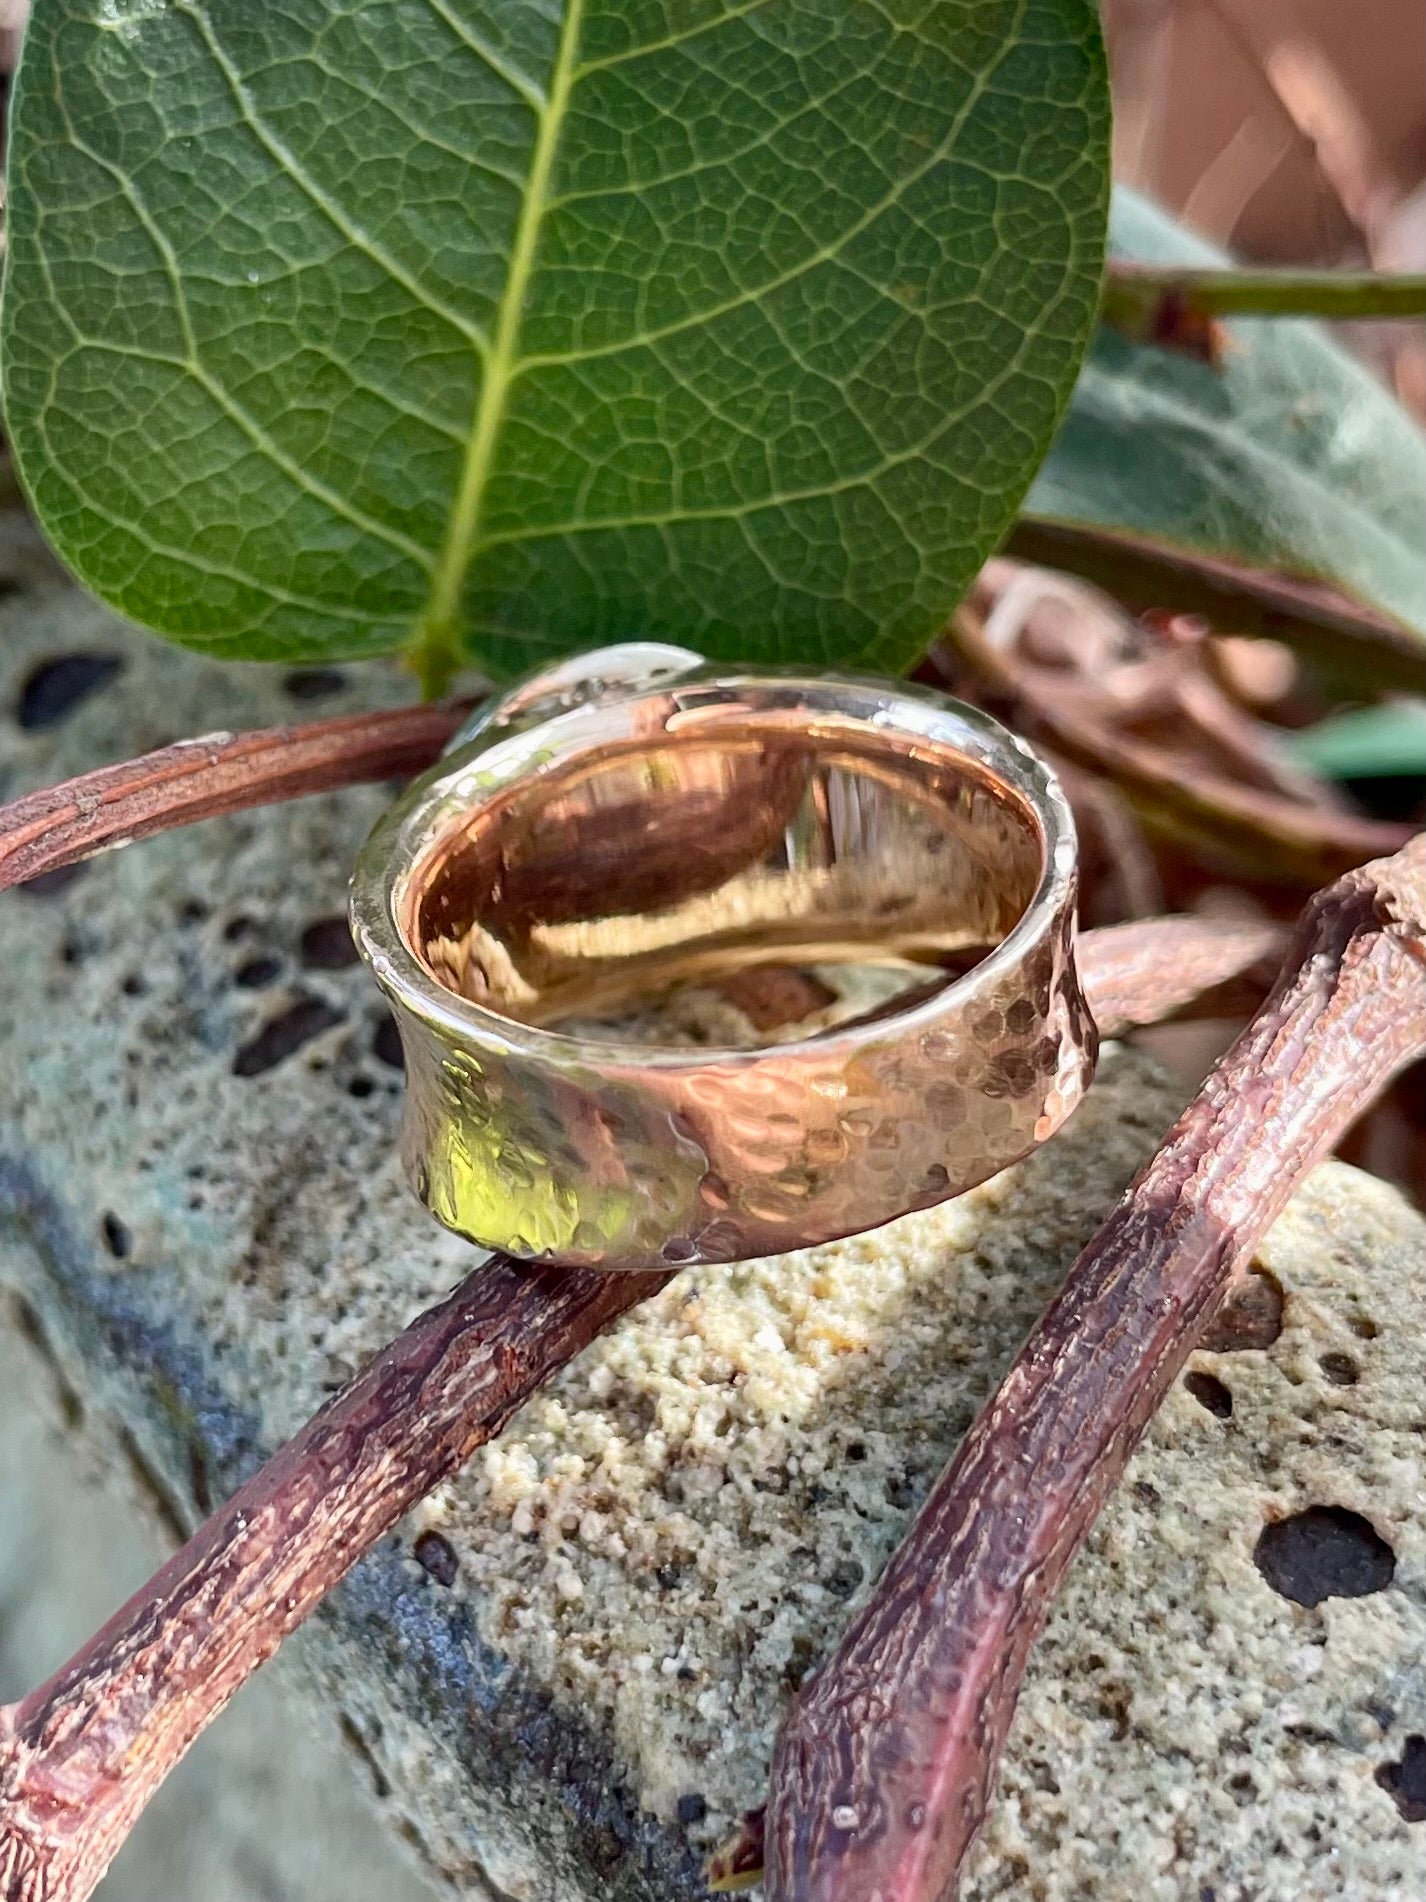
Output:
[{"left": 3, "top": 517, "right": 1426, "bottom": 1900}]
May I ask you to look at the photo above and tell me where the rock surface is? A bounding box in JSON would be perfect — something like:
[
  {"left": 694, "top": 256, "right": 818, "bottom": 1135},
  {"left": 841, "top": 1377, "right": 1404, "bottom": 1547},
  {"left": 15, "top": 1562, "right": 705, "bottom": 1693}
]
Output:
[{"left": 4, "top": 516, "right": 1426, "bottom": 1900}]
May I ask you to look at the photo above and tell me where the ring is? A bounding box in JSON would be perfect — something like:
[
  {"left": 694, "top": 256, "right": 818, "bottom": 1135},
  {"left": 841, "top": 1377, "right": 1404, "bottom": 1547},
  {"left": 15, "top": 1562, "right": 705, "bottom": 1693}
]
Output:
[{"left": 350, "top": 646, "right": 1096, "bottom": 1271}]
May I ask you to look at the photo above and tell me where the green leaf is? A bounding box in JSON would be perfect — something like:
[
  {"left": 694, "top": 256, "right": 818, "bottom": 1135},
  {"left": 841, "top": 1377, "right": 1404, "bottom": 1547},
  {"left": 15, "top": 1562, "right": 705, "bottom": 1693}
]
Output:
[
  {"left": 2, "top": 0, "right": 1109, "bottom": 686},
  {"left": 1027, "top": 189, "right": 1426, "bottom": 641},
  {"left": 1282, "top": 700, "right": 1426, "bottom": 781}
]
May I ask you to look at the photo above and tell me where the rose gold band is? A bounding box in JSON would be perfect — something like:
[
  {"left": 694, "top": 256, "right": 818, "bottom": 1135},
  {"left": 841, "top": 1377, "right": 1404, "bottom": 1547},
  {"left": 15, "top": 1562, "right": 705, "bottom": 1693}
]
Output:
[{"left": 351, "top": 648, "right": 1095, "bottom": 1271}]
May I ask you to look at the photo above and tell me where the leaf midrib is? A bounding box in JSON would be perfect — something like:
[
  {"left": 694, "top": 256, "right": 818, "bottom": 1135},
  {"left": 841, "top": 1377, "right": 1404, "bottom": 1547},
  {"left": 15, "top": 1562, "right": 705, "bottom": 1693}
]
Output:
[{"left": 411, "top": 0, "right": 587, "bottom": 695}]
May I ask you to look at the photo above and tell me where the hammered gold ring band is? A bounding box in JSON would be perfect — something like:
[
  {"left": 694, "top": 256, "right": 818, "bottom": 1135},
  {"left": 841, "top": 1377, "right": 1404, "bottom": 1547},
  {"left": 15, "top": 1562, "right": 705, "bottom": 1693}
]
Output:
[{"left": 350, "top": 646, "right": 1096, "bottom": 1271}]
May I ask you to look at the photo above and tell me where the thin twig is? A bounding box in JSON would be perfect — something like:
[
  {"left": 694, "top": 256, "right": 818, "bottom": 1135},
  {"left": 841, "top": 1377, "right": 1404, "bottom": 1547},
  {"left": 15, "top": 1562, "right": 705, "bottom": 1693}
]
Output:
[
  {"left": 1103, "top": 263, "right": 1426, "bottom": 333},
  {"left": 1005, "top": 518, "right": 1426, "bottom": 697},
  {"left": 949, "top": 584, "right": 1413, "bottom": 889},
  {"left": 0, "top": 699, "right": 471, "bottom": 895},
  {"left": 0, "top": 1258, "right": 671, "bottom": 1901},
  {"left": 764, "top": 834, "right": 1426, "bottom": 1902}
]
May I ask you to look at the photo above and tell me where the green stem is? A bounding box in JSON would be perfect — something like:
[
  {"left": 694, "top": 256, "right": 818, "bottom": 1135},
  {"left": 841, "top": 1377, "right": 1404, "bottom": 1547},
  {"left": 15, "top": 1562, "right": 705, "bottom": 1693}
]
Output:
[{"left": 1102, "top": 263, "right": 1426, "bottom": 338}]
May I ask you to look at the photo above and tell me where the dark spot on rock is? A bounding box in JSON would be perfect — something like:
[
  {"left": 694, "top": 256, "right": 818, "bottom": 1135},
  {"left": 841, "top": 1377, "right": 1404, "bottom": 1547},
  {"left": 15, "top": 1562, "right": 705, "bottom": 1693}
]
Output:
[
  {"left": 1376, "top": 1735, "right": 1426, "bottom": 1822},
  {"left": 1319, "top": 1352, "right": 1360, "bottom": 1387},
  {"left": 676, "top": 1793, "right": 708, "bottom": 1826},
  {"left": 1254, "top": 1506, "right": 1396, "bottom": 1608},
  {"left": 60, "top": 930, "right": 84, "bottom": 966},
  {"left": 1226, "top": 1771, "right": 1257, "bottom": 1807},
  {"left": 177, "top": 897, "right": 209, "bottom": 925},
  {"left": 845, "top": 1440, "right": 867, "bottom": 1462},
  {"left": 886, "top": 1470, "right": 918, "bottom": 1509},
  {"left": 283, "top": 666, "right": 347, "bottom": 702},
  {"left": 588, "top": 1827, "right": 626, "bottom": 1877},
  {"left": 18, "top": 862, "right": 87, "bottom": 897},
  {"left": 233, "top": 955, "right": 282, "bottom": 990},
  {"left": 189, "top": 1439, "right": 213, "bottom": 1516},
  {"left": 1185, "top": 1370, "right": 1233, "bottom": 1418},
  {"left": 347, "top": 1074, "right": 376, "bottom": 1100},
  {"left": 655, "top": 1563, "right": 684, "bottom": 1591},
  {"left": 1132, "top": 1480, "right": 1160, "bottom": 1506},
  {"left": 413, "top": 1528, "right": 459, "bottom": 1587},
  {"left": 782, "top": 1634, "right": 818, "bottom": 1691},
  {"left": 16, "top": 653, "right": 124, "bottom": 730},
  {"left": 99, "top": 1211, "right": 131, "bottom": 1259},
  {"left": 233, "top": 996, "right": 345, "bottom": 1077},
  {"left": 826, "top": 1558, "right": 864, "bottom": 1599},
  {"left": 300, "top": 915, "right": 359, "bottom": 969},
  {"left": 338, "top": 1715, "right": 392, "bottom": 1800},
  {"left": 372, "top": 1014, "right": 405, "bottom": 1070},
  {"left": 222, "top": 914, "right": 254, "bottom": 942},
  {"left": 1200, "top": 1267, "right": 1284, "bottom": 1351},
  {"left": 1349, "top": 1312, "right": 1379, "bottom": 1340}
]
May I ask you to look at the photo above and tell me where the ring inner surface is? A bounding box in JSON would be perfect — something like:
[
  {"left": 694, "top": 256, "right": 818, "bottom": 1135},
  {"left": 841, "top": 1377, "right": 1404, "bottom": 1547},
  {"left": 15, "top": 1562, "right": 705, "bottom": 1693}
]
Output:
[{"left": 401, "top": 712, "right": 1045, "bottom": 1042}]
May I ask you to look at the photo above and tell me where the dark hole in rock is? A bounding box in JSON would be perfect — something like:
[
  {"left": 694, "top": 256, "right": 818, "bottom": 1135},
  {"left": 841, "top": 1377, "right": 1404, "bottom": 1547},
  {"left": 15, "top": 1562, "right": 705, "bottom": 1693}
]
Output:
[
  {"left": 347, "top": 1074, "right": 376, "bottom": 1100},
  {"left": 233, "top": 996, "right": 345, "bottom": 1077},
  {"left": 845, "top": 1440, "right": 867, "bottom": 1462},
  {"left": 1377, "top": 1735, "right": 1426, "bottom": 1822},
  {"left": 1349, "top": 1313, "right": 1379, "bottom": 1340},
  {"left": 60, "top": 931, "right": 84, "bottom": 966},
  {"left": 16, "top": 653, "right": 124, "bottom": 730},
  {"left": 676, "top": 1793, "right": 708, "bottom": 1826},
  {"left": 18, "top": 862, "right": 87, "bottom": 898},
  {"left": 100, "top": 1211, "right": 131, "bottom": 1259},
  {"left": 177, "top": 897, "right": 209, "bottom": 925},
  {"left": 413, "top": 1528, "right": 459, "bottom": 1587},
  {"left": 826, "top": 1558, "right": 864, "bottom": 1599},
  {"left": 1185, "top": 1370, "right": 1233, "bottom": 1418},
  {"left": 655, "top": 1563, "right": 684, "bottom": 1591},
  {"left": 282, "top": 666, "right": 348, "bottom": 702},
  {"left": 1226, "top": 1771, "right": 1256, "bottom": 1807},
  {"left": 222, "top": 914, "right": 254, "bottom": 942},
  {"left": 886, "top": 1471, "right": 918, "bottom": 1509},
  {"left": 1200, "top": 1267, "right": 1284, "bottom": 1352},
  {"left": 373, "top": 1014, "right": 405, "bottom": 1070},
  {"left": 1319, "top": 1352, "right": 1361, "bottom": 1387},
  {"left": 234, "top": 955, "right": 282, "bottom": 990},
  {"left": 300, "top": 915, "right": 359, "bottom": 969},
  {"left": 120, "top": 972, "right": 146, "bottom": 997},
  {"left": 1254, "top": 1506, "right": 1396, "bottom": 1608}
]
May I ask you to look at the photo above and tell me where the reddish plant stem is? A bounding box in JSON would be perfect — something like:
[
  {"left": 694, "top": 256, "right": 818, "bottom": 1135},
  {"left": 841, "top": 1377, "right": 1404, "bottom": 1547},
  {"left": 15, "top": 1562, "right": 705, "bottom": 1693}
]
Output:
[
  {"left": 765, "top": 836, "right": 1426, "bottom": 1902},
  {"left": 0, "top": 699, "right": 470, "bottom": 894},
  {"left": 0, "top": 1258, "right": 671, "bottom": 1902}
]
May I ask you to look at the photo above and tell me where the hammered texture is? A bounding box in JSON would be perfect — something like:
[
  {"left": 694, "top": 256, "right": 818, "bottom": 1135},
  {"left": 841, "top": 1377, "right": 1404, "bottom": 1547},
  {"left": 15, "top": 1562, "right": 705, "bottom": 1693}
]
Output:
[{"left": 355, "top": 664, "right": 1095, "bottom": 1270}]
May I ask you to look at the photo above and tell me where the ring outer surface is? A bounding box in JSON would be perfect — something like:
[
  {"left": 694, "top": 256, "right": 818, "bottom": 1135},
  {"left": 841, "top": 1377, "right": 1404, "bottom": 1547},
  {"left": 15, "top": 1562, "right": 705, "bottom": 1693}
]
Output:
[{"left": 350, "top": 654, "right": 1097, "bottom": 1272}]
